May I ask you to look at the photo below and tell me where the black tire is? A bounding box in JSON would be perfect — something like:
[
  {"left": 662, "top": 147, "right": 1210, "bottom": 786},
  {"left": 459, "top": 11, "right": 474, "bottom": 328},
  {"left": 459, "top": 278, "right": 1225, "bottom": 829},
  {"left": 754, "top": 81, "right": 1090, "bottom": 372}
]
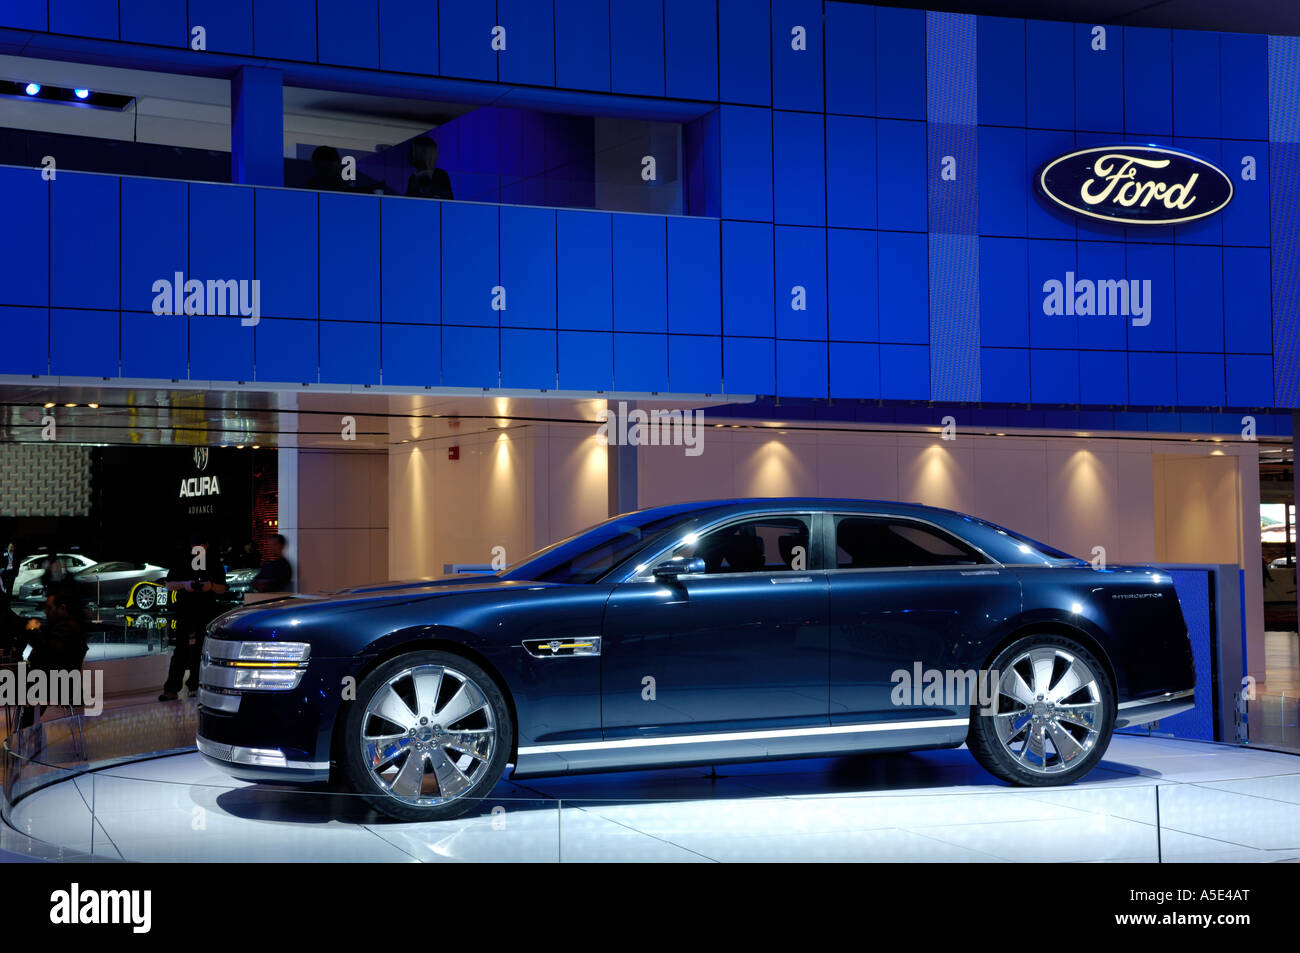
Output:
[
  {"left": 340, "top": 649, "right": 513, "bottom": 821},
  {"left": 968, "top": 633, "right": 1115, "bottom": 786}
]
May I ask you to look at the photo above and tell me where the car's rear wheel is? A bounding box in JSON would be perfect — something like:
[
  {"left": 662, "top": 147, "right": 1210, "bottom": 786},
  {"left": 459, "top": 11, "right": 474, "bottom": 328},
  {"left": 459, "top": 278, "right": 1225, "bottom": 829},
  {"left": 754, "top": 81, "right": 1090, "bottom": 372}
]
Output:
[
  {"left": 340, "top": 650, "right": 513, "bottom": 821},
  {"left": 132, "top": 583, "right": 156, "bottom": 609},
  {"left": 968, "top": 633, "right": 1114, "bottom": 786}
]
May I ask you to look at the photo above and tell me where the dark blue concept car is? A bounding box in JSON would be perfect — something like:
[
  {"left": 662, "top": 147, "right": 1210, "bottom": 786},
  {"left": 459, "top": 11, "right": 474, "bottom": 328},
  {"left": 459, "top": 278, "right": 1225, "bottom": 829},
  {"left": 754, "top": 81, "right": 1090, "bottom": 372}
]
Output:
[{"left": 197, "top": 499, "right": 1196, "bottom": 820}]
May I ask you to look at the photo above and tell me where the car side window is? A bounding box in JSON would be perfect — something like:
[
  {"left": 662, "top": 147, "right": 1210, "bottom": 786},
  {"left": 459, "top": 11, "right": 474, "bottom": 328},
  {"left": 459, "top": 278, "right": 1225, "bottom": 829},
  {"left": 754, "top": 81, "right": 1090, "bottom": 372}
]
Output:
[
  {"left": 834, "top": 516, "right": 986, "bottom": 569},
  {"left": 669, "top": 516, "right": 813, "bottom": 574}
]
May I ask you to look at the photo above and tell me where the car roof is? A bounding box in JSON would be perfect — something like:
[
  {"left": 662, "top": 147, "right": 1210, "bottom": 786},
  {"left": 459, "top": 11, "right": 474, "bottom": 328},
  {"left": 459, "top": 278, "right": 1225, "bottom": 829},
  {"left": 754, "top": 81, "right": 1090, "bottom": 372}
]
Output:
[{"left": 625, "top": 498, "right": 967, "bottom": 520}]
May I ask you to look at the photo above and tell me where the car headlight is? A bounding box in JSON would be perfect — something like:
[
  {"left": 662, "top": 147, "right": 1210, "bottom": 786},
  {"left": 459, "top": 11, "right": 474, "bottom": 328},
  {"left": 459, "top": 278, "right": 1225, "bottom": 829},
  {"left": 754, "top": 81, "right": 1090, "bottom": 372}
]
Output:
[
  {"left": 231, "top": 641, "right": 311, "bottom": 663},
  {"left": 201, "top": 639, "right": 311, "bottom": 693}
]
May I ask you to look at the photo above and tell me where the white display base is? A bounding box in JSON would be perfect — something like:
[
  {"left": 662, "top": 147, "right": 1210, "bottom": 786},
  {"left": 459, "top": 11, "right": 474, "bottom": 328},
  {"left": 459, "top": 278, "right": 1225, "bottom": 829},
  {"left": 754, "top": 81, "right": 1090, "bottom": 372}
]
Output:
[{"left": 4, "top": 736, "right": 1298, "bottom": 862}]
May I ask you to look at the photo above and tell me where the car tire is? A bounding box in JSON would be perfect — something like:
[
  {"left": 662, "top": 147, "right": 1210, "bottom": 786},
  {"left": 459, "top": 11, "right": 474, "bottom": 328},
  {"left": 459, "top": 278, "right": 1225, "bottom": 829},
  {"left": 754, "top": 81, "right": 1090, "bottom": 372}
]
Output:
[
  {"left": 133, "top": 584, "right": 156, "bottom": 610},
  {"left": 968, "top": 633, "right": 1115, "bottom": 786},
  {"left": 340, "top": 650, "right": 513, "bottom": 822}
]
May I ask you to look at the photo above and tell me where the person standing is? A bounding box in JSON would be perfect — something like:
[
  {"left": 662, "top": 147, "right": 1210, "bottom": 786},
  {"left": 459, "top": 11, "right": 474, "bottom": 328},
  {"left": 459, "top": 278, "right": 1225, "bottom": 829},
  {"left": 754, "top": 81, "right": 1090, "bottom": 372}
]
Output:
[
  {"left": 251, "top": 534, "right": 293, "bottom": 593},
  {"left": 159, "top": 536, "right": 227, "bottom": 701},
  {"left": 18, "top": 587, "right": 88, "bottom": 730},
  {"left": 1, "top": 542, "right": 17, "bottom": 595}
]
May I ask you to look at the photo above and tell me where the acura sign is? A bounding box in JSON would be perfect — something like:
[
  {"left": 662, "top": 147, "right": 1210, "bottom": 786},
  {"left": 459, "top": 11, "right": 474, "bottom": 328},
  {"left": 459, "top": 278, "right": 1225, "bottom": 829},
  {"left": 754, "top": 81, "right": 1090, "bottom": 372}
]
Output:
[{"left": 1036, "top": 145, "right": 1232, "bottom": 225}]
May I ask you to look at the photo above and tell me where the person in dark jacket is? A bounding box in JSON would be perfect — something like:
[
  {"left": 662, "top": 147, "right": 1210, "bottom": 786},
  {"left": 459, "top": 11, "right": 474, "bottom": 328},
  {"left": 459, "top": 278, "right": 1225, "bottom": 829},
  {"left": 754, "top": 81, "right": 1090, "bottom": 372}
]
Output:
[
  {"left": 159, "top": 537, "right": 227, "bottom": 701},
  {"left": 405, "top": 136, "right": 454, "bottom": 200},
  {"left": 0, "top": 586, "right": 36, "bottom": 660},
  {"left": 1, "top": 542, "right": 17, "bottom": 595},
  {"left": 17, "top": 587, "right": 88, "bottom": 729},
  {"left": 251, "top": 534, "right": 293, "bottom": 593}
]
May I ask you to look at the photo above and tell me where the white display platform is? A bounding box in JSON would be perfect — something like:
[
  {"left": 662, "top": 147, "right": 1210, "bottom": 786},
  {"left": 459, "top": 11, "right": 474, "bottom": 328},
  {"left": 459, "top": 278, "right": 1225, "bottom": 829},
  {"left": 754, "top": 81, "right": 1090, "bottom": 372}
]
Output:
[{"left": 4, "top": 736, "right": 1298, "bottom": 862}]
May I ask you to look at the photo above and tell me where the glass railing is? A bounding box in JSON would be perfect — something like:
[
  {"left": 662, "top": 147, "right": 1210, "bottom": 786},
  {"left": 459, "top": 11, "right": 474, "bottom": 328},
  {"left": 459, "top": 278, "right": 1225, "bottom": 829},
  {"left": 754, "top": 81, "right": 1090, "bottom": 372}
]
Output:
[{"left": 1249, "top": 691, "right": 1300, "bottom": 753}]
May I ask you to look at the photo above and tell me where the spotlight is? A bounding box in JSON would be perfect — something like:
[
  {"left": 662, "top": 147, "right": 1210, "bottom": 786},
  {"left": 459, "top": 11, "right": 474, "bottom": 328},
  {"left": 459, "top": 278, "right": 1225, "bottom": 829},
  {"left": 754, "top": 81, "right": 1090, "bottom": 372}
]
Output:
[
  {"left": 73, "top": 88, "right": 89, "bottom": 99},
  {"left": 24, "top": 83, "right": 40, "bottom": 96}
]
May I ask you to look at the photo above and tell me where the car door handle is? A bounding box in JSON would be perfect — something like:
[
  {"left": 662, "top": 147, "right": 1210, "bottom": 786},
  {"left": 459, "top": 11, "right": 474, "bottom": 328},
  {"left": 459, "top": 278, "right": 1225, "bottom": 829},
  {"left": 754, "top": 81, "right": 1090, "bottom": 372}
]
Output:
[{"left": 770, "top": 576, "right": 814, "bottom": 584}]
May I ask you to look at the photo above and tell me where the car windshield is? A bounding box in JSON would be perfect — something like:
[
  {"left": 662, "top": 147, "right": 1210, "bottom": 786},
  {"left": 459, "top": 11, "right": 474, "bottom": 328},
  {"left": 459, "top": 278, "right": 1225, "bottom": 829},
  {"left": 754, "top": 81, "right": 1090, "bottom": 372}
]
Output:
[{"left": 501, "top": 503, "right": 715, "bottom": 584}]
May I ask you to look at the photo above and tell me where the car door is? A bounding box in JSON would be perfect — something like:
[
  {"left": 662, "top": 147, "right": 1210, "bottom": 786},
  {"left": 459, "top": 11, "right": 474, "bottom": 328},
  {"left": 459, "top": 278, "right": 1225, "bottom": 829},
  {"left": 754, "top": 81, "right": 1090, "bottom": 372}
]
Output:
[
  {"left": 79, "top": 562, "right": 135, "bottom": 603},
  {"left": 601, "top": 512, "right": 829, "bottom": 739},
  {"left": 826, "top": 513, "right": 1021, "bottom": 728}
]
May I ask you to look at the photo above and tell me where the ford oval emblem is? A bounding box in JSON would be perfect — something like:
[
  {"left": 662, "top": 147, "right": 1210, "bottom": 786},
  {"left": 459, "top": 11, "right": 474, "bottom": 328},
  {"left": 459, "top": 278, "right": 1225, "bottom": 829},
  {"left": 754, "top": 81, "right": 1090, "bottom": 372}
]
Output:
[{"left": 1036, "top": 145, "right": 1233, "bottom": 225}]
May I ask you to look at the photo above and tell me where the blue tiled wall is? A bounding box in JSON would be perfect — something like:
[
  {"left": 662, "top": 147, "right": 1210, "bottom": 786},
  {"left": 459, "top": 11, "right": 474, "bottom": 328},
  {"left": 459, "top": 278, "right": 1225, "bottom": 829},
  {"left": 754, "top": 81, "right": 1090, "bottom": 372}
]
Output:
[{"left": 0, "top": 2, "right": 1289, "bottom": 409}]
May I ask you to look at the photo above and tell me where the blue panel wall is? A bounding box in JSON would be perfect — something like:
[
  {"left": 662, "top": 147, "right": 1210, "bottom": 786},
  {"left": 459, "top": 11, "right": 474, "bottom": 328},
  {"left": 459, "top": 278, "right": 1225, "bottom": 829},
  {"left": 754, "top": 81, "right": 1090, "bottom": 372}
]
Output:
[
  {"left": 611, "top": 1, "right": 665, "bottom": 96},
  {"left": 0, "top": 3, "right": 1288, "bottom": 413},
  {"left": 498, "top": 0, "right": 555, "bottom": 87},
  {"left": 556, "top": 0, "right": 610, "bottom": 91},
  {"left": 665, "top": 0, "right": 717, "bottom": 101},
  {"left": 120, "top": 0, "right": 186, "bottom": 46}
]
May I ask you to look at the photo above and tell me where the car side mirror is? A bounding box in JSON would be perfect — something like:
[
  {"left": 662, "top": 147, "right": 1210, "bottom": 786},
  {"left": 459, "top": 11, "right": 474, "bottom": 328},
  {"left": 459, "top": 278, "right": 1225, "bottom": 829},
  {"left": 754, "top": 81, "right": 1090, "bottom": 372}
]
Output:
[{"left": 653, "top": 556, "right": 706, "bottom": 581}]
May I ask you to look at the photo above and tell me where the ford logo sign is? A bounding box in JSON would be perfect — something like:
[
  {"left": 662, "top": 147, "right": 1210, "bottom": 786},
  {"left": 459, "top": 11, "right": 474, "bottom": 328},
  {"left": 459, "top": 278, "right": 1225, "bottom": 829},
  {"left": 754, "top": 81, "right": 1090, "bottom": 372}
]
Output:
[{"left": 1036, "top": 145, "right": 1233, "bottom": 225}]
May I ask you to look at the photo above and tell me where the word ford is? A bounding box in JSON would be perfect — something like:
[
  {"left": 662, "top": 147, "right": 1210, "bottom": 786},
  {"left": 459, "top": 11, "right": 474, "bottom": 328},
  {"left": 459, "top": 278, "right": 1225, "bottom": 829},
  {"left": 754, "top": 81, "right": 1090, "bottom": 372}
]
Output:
[{"left": 1081, "top": 153, "right": 1198, "bottom": 211}]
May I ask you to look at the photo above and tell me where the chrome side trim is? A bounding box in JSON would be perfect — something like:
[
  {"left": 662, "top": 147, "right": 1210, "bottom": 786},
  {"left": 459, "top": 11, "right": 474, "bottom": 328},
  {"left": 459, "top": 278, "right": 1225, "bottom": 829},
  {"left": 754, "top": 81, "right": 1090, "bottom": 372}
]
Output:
[
  {"left": 513, "top": 717, "right": 970, "bottom": 776},
  {"left": 1118, "top": 688, "right": 1195, "bottom": 709},
  {"left": 1115, "top": 689, "right": 1196, "bottom": 728},
  {"left": 518, "top": 717, "right": 968, "bottom": 756}
]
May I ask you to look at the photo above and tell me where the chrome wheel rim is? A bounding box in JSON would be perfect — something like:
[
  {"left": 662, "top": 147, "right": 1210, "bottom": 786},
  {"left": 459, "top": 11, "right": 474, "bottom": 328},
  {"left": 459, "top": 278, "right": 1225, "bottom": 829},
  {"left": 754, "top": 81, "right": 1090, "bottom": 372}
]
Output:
[
  {"left": 360, "top": 663, "right": 497, "bottom": 807},
  {"left": 134, "top": 585, "right": 155, "bottom": 609},
  {"left": 993, "top": 646, "right": 1104, "bottom": 776}
]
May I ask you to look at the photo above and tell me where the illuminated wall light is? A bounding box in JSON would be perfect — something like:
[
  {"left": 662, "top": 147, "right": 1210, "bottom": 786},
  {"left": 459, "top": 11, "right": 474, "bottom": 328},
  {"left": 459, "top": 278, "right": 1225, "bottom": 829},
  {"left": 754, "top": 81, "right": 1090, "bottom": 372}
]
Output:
[
  {"left": 43, "top": 402, "right": 54, "bottom": 408},
  {"left": 24, "top": 83, "right": 40, "bottom": 96},
  {"left": 73, "top": 88, "right": 89, "bottom": 99}
]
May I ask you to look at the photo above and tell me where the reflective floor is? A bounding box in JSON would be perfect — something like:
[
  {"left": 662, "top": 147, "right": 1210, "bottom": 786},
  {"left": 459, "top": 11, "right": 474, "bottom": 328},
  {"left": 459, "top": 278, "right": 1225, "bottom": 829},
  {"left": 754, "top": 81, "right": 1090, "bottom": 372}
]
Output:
[{"left": 5, "top": 735, "right": 1300, "bottom": 862}]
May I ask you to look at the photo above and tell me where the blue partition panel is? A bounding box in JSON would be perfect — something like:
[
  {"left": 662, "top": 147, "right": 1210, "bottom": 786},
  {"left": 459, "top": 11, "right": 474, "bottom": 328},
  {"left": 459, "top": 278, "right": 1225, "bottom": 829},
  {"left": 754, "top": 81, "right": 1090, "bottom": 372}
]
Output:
[{"left": 0, "top": 3, "right": 1289, "bottom": 411}]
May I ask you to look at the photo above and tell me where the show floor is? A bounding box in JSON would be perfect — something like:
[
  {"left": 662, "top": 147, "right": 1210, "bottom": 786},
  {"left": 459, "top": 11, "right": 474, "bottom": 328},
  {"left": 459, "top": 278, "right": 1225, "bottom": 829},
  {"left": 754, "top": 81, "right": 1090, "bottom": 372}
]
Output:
[{"left": 5, "top": 735, "right": 1300, "bottom": 862}]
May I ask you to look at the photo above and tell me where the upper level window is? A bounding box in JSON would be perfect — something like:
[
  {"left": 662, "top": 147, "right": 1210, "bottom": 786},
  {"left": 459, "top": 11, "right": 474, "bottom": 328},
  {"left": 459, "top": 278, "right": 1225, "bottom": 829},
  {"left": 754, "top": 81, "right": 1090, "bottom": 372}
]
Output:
[
  {"left": 670, "top": 516, "right": 812, "bottom": 574},
  {"left": 0, "top": 65, "right": 698, "bottom": 217},
  {"left": 834, "top": 516, "right": 986, "bottom": 570}
]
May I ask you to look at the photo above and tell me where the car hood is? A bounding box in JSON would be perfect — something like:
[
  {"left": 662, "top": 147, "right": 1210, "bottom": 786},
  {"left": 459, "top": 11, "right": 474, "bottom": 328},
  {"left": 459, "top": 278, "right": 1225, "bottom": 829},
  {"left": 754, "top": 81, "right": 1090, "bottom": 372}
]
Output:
[
  {"left": 208, "top": 576, "right": 564, "bottom": 639},
  {"left": 337, "top": 574, "right": 498, "bottom": 594}
]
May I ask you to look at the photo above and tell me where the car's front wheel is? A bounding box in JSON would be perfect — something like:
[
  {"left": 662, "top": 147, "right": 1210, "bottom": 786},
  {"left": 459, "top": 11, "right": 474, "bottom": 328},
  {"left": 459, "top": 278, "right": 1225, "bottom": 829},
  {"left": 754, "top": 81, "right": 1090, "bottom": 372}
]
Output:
[
  {"left": 340, "top": 650, "right": 513, "bottom": 821},
  {"left": 968, "top": 633, "right": 1115, "bottom": 786}
]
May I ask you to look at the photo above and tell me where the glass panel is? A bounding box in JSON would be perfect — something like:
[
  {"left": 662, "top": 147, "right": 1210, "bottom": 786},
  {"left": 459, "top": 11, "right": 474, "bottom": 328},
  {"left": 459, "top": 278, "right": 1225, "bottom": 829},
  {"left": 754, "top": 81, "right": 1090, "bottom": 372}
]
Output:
[
  {"left": 670, "top": 516, "right": 812, "bottom": 574},
  {"left": 835, "top": 516, "right": 985, "bottom": 569}
]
